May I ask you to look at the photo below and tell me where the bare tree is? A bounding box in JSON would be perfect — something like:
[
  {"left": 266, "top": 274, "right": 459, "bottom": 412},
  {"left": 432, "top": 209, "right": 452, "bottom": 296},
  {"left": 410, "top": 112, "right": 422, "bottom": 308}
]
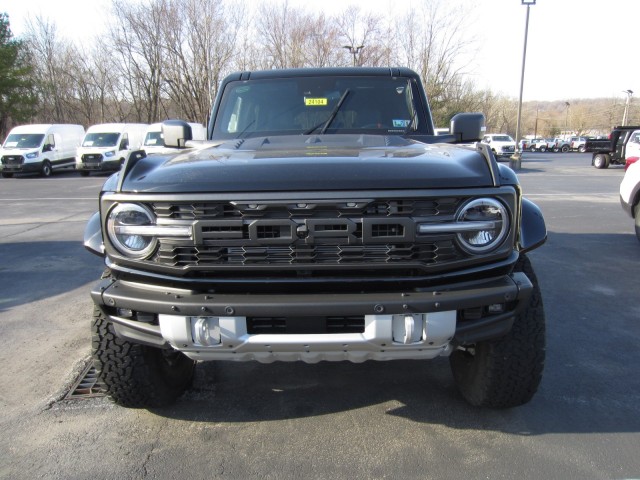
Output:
[
  {"left": 162, "top": 0, "right": 243, "bottom": 123},
  {"left": 335, "top": 6, "right": 387, "bottom": 67},
  {"left": 393, "top": 0, "right": 478, "bottom": 126},
  {"left": 25, "top": 16, "right": 70, "bottom": 122},
  {"left": 109, "top": 0, "right": 168, "bottom": 123}
]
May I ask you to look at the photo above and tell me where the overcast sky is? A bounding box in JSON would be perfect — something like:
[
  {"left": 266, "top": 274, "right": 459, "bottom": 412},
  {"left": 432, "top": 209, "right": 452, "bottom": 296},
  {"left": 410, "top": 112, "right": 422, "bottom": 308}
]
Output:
[{"left": 5, "top": 0, "right": 639, "bottom": 102}]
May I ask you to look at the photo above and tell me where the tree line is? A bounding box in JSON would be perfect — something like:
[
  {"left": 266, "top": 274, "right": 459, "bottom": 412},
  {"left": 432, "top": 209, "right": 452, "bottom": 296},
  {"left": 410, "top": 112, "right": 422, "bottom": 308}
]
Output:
[{"left": 0, "top": 0, "right": 636, "bottom": 141}]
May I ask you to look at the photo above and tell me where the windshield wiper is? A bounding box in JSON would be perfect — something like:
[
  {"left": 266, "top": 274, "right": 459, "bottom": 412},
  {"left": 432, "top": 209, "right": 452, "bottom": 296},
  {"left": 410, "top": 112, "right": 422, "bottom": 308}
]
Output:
[
  {"left": 303, "top": 89, "right": 350, "bottom": 135},
  {"left": 403, "top": 108, "right": 418, "bottom": 135}
]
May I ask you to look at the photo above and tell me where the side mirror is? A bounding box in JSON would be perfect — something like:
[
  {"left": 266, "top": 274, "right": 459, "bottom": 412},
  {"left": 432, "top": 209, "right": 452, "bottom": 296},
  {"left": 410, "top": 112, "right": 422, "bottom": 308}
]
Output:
[
  {"left": 162, "top": 120, "right": 193, "bottom": 148},
  {"left": 450, "top": 113, "right": 486, "bottom": 143}
]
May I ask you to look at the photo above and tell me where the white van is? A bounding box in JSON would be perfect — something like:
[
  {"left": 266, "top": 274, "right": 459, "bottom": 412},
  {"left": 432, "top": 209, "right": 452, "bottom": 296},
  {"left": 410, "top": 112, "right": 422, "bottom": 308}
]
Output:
[
  {"left": 75, "top": 123, "right": 148, "bottom": 176},
  {"left": 0, "top": 124, "right": 85, "bottom": 178},
  {"left": 142, "top": 122, "right": 206, "bottom": 154}
]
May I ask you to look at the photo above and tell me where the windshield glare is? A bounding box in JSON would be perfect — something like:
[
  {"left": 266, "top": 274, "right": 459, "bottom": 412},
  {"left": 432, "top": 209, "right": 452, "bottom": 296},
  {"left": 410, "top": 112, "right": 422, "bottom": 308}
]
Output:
[
  {"left": 212, "top": 76, "right": 424, "bottom": 139},
  {"left": 82, "top": 132, "right": 120, "bottom": 147},
  {"left": 3, "top": 133, "right": 45, "bottom": 149}
]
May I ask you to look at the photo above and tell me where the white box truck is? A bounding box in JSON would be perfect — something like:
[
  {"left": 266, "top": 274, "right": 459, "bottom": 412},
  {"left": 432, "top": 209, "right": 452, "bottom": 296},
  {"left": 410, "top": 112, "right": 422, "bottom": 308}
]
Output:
[
  {"left": 75, "top": 123, "right": 148, "bottom": 176},
  {"left": 1, "top": 124, "right": 85, "bottom": 178},
  {"left": 142, "top": 122, "right": 206, "bottom": 154}
]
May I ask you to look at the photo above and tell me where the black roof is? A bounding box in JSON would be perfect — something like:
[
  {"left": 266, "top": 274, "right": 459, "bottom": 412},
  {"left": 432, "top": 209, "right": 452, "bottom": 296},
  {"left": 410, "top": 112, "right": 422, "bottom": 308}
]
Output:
[{"left": 224, "top": 67, "right": 422, "bottom": 82}]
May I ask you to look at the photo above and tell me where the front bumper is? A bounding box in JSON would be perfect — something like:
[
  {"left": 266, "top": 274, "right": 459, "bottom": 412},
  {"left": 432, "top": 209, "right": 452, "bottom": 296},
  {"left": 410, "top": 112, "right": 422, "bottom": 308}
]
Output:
[
  {"left": 1, "top": 161, "right": 42, "bottom": 173},
  {"left": 76, "top": 159, "right": 120, "bottom": 172},
  {"left": 91, "top": 271, "right": 533, "bottom": 362}
]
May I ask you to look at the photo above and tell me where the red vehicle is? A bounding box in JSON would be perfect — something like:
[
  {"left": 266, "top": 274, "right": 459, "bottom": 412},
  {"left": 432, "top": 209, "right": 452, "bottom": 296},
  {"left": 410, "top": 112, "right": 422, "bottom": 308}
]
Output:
[{"left": 625, "top": 156, "right": 639, "bottom": 171}]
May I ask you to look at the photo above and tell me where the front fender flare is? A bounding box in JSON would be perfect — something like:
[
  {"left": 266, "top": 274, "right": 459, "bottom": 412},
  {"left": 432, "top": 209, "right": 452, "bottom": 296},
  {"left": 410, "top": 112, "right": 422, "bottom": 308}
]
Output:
[
  {"left": 84, "top": 211, "right": 105, "bottom": 257},
  {"left": 519, "top": 198, "right": 547, "bottom": 253}
]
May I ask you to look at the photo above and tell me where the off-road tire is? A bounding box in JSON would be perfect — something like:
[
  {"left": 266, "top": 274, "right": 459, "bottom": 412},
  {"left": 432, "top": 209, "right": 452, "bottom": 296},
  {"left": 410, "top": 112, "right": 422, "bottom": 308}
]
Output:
[
  {"left": 561, "top": 145, "right": 569, "bottom": 153},
  {"left": 578, "top": 145, "right": 586, "bottom": 153},
  {"left": 92, "top": 302, "right": 195, "bottom": 408},
  {"left": 450, "top": 254, "right": 545, "bottom": 408},
  {"left": 539, "top": 146, "right": 546, "bottom": 152}
]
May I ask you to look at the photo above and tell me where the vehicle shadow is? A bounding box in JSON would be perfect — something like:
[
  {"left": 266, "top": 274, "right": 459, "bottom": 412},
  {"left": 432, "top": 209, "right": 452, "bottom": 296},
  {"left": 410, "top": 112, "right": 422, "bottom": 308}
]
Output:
[{"left": 0, "top": 241, "right": 104, "bottom": 312}]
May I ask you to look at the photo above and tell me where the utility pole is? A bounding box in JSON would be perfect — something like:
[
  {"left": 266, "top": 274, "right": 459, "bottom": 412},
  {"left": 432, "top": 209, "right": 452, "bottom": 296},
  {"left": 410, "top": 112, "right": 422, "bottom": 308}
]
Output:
[
  {"left": 512, "top": 0, "right": 535, "bottom": 171},
  {"left": 342, "top": 45, "right": 364, "bottom": 66},
  {"left": 622, "top": 89, "right": 633, "bottom": 126}
]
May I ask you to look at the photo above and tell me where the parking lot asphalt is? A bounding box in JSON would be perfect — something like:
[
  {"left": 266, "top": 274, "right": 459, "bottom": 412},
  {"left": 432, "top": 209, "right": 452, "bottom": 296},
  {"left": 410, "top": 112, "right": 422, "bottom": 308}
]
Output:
[{"left": 1, "top": 153, "right": 639, "bottom": 480}]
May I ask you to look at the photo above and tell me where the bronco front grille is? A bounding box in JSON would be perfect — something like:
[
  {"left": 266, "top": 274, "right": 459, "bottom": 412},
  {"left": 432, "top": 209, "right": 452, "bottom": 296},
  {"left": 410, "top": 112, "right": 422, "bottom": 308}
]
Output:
[
  {"left": 153, "top": 199, "right": 458, "bottom": 220},
  {"left": 157, "top": 242, "right": 460, "bottom": 267},
  {"left": 104, "top": 191, "right": 517, "bottom": 274},
  {"left": 148, "top": 197, "right": 466, "bottom": 268}
]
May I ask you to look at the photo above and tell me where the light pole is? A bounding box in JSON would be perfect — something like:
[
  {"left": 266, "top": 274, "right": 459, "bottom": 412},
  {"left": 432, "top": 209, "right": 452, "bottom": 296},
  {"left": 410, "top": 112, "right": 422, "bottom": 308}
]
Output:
[
  {"left": 512, "top": 0, "right": 535, "bottom": 171},
  {"left": 622, "top": 89, "right": 633, "bottom": 126},
  {"left": 343, "top": 45, "right": 364, "bottom": 66},
  {"left": 564, "top": 102, "right": 570, "bottom": 136}
]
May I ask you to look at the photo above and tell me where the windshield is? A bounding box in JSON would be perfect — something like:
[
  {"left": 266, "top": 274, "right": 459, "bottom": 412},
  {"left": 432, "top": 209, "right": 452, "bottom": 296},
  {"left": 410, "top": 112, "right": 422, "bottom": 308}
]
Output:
[
  {"left": 82, "top": 132, "right": 120, "bottom": 147},
  {"left": 493, "top": 135, "right": 513, "bottom": 142},
  {"left": 3, "top": 133, "right": 45, "bottom": 149},
  {"left": 212, "top": 75, "right": 425, "bottom": 139},
  {"left": 144, "top": 131, "right": 164, "bottom": 147}
]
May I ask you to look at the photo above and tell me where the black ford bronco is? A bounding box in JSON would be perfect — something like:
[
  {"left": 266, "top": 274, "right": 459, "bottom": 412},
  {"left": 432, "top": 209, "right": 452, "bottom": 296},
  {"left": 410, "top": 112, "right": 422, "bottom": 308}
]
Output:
[{"left": 85, "top": 67, "right": 547, "bottom": 408}]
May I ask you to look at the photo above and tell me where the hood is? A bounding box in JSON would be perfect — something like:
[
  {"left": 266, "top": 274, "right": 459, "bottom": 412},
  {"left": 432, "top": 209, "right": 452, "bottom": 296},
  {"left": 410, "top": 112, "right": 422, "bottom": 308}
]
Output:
[{"left": 118, "top": 134, "right": 494, "bottom": 193}]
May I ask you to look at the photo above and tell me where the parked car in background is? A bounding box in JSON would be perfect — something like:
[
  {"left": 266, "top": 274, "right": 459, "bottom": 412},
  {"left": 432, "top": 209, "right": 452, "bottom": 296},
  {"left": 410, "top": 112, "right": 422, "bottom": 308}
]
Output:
[
  {"left": 570, "top": 136, "right": 588, "bottom": 153},
  {"left": 0, "top": 124, "right": 85, "bottom": 178},
  {"left": 519, "top": 139, "right": 529, "bottom": 151},
  {"left": 586, "top": 126, "right": 640, "bottom": 169},
  {"left": 76, "top": 123, "right": 148, "bottom": 176},
  {"left": 480, "top": 133, "right": 516, "bottom": 159},
  {"left": 553, "top": 138, "right": 571, "bottom": 153},
  {"left": 619, "top": 160, "right": 640, "bottom": 241},
  {"left": 529, "top": 138, "right": 554, "bottom": 152}
]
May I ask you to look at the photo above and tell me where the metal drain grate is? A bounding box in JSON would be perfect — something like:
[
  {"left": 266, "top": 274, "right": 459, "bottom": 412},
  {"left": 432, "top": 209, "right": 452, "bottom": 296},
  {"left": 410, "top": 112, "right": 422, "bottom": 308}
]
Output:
[{"left": 65, "top": 362, "right": 107, "bottom": 399}]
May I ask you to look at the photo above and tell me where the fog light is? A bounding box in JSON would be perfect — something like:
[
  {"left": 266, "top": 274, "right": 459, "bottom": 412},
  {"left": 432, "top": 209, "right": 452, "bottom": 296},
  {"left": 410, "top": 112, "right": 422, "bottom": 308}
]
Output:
[
  {"left": 487, "top": 303, "right": 505, "bottom": 314},
  {"left": 117, "top": 308, "right": 133, "bottom": 318},
  {"left": 392, "top": 314, "right": 424, "bottom": 344},
  {"left": 190, "top": 317, "right": 221, "bottom": 346}
]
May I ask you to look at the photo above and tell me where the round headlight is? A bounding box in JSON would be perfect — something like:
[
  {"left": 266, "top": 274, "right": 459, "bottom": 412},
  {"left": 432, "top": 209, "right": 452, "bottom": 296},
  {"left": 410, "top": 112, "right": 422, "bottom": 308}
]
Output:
[
  {"left": 456, "top": 198, "right": 509, "bottom": 253},
  {"left": 107, "top": 203, "right": 157, "bottom": 258}
]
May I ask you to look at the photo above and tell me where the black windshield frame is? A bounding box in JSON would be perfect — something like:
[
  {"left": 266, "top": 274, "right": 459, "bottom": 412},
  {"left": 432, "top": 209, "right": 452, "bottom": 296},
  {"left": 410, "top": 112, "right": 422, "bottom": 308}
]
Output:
[{"left": 211, "top": 75, "right": 429, "bottom": 140}]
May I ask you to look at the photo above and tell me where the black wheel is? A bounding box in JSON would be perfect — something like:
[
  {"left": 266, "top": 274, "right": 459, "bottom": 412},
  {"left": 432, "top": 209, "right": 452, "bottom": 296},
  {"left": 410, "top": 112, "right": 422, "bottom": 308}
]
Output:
[
  {"left": 593, "top": 154, "right": 609, "bottom": 169},
  {"left": 553, "top": 147, "right": 559, "bottom": 153},
  {"left": 450, "top": 254, "right": 545, "bottom": 408},
  {"left": 529, "top": 146, "right": 536, "bottom": 152},
  {"left": 79, "top": 170, "right": 90, "bottom": 177},
  {"left": 578, "top": 145, "right": 586, "bottom": 153},
  {"left": 539, "top": 146, "right": 546, "bottom": 152},
  {"left": 1, "top": 172, "right": 13, "bottom": 178},
  {"left": 92, "top": 302, "right": 195, "bottom": 408},
  {"left": 41, "top": 160, "right": 52, "bottom": 177},
  {"left": 561, "top": 145, "right": 569, "bottom": 153}
]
